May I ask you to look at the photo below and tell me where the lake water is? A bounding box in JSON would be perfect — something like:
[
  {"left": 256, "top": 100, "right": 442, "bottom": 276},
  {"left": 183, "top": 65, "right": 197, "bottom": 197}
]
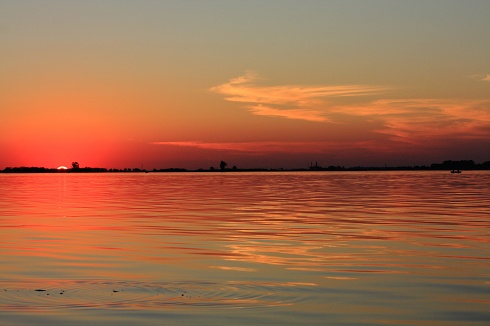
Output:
[{"left": 0, "top": 171, "right": 489, "bottom": 325}]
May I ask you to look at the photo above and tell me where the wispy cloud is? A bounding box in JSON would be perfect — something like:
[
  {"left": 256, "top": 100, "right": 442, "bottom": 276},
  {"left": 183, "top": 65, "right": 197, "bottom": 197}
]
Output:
[
  {"left": 154, "top": 98, "right": 490, "bottom": 156},
  {"left": 211, "top": 72, "right": 490, "bottom": 143},
  {"left": 248, "top": 104, "right": 327, "bottom": 122},
  {"left": 210, "top": 71, "right": 388, "bottom": 122},
  {"left": 335, "top": 99, "right": 490, "bottom": 145},
  {"left": 468, "top": 73, "right": 490, "bottom": 81},
  {"left": 151, "top": 140, "right": 381, "bottom": 154},
  {"left": 154, "top": 74, "right": 490, "bottom": 159}
]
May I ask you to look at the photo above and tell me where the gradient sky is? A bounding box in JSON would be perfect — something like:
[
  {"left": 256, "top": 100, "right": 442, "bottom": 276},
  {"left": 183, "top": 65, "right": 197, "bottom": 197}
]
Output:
[{"left": 1, "top": 0, "right": 489, "bottom": 169}]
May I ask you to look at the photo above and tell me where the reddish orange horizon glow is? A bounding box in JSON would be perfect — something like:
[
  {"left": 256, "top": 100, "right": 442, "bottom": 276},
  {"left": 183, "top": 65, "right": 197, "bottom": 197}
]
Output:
[{"left": 1, "top": 2, "right": 489, "bottom": 169}]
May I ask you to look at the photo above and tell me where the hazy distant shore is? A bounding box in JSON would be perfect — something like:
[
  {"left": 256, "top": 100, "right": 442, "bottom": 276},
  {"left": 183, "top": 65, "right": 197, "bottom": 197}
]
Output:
[{"left": 1, "top": 160, "right": 489, "bottom": 173}]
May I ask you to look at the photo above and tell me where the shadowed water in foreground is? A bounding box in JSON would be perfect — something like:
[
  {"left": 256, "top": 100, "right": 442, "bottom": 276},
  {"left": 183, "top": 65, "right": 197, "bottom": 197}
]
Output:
[{"left": 1, "top": 171, "right": 489, "bottom": 325}]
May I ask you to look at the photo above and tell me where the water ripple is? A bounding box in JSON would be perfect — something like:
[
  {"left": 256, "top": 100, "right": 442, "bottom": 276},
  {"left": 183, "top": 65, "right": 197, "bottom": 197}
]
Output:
[{"left": 0, "top": 279, "right": 311, "bottom": 311}]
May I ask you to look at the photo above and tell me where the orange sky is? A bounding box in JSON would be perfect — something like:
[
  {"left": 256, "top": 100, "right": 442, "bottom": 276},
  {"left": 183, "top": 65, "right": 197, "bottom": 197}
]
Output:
[{"left": 1, "top": 1, "right": 489, "bottom": 169}]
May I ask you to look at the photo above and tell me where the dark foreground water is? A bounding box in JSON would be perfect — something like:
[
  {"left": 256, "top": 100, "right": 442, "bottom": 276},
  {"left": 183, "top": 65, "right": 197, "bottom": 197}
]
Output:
[{"left": 0, "top": 171, "right": 489, "bottom": 325}]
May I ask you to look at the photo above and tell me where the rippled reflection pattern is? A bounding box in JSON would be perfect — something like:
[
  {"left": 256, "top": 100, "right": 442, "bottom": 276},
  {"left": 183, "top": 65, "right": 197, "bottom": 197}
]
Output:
[{"left": 1, "top": 172, "right": 489, "bottom": 325}]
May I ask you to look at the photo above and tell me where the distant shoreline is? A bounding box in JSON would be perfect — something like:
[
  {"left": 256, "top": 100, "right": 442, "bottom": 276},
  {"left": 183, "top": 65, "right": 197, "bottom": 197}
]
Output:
[{"left": 1, "top": 160, "right": 489, "bottom": 173}]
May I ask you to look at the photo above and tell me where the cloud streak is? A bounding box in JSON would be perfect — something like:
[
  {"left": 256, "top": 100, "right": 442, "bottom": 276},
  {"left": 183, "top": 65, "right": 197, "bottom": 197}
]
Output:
[
  {"left": 210, "top": 71, "right": 388, "bottom": 122},
  {"left": 189, "top": 73, "right": 490, "bottom": 158},
  {"left": 211, "top": 72, "right": 490, "bottom": 145},
  {"left": 248, "top": 104, "right": 327, "bottom": 122},
  {"left": 152, "top": 97, "right": 490, "bottom": 159},
  {"left": 151, "top": 140, "right": 381, "bottom": 154},
  {"left": 334, "top": 98, "right": 490, "bottom": 145}
]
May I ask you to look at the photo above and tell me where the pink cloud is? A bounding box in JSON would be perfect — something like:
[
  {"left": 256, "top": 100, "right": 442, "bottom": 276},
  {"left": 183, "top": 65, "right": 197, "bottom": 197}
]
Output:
[
  {"left": 151, "top": 140, "right": 383, "bottom": 154},
  {"left": 207, "top": 72, "right": 490, "bottom": 155},
  {"left": 248, "top": 104, "right": 327, "bottom": 122},
  {"left": 210, "top": 71, "right": 388, "bottom": 122},
  {"left": 337, "top": 99, "right": 490, "bottom": 145}
]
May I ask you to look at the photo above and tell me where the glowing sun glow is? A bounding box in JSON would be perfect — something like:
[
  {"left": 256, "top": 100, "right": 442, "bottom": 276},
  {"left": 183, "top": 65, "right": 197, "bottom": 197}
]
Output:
[
  {"left": 57, "top": 166, "right": 68, "bottom": 170},
  {"left": 0, "top": 1, "right": 489, "bottom": 169}
]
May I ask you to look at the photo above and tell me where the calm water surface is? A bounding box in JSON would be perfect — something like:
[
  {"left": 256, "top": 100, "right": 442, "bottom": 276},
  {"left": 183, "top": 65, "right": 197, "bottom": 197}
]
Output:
[{"left": 0, "top": 171, "right": 489, "bottom": 325}]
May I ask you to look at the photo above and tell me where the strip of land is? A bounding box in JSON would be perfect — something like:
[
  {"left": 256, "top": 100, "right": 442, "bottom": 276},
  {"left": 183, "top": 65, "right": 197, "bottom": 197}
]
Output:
[{"left": 1, "top": 160, "right": 488, "bottom": 173}]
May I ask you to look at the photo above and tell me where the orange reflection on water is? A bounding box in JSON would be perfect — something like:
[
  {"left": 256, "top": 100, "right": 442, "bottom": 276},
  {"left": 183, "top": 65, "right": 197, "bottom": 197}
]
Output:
[{"left": 1, "top": 172, "right": 490, "bottom": 324}]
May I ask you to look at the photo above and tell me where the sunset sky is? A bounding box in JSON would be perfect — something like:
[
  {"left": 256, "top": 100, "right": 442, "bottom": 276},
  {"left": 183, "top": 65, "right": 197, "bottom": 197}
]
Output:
[{"left": 1, "top": 0, "right": 489, "bottom": 169}]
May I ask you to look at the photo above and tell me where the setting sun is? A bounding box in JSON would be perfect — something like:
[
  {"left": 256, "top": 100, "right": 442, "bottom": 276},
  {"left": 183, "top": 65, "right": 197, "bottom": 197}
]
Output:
[{"left": 1, "top": 1, "right": 488, "bottom": 170}]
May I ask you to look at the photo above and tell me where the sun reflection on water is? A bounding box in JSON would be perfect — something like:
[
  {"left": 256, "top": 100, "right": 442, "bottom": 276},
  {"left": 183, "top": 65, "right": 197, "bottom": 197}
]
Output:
[{"left": 1, "top": 172, "right": 489, "bottom": 324}]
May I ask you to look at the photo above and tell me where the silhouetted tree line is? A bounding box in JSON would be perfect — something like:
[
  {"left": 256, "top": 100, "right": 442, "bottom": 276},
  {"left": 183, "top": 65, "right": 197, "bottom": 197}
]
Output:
[
  {"left": 1, "top": 167, "right": 53, "bottom": 173},
  {"left": 2, "top": 159, "right": 489, "bottom": 173},
  {"left": 429, "top": 160, "right": 490, "bottom": 170},
  {"left": 0, "top": 166, "right": 111, "bottom": 173}
]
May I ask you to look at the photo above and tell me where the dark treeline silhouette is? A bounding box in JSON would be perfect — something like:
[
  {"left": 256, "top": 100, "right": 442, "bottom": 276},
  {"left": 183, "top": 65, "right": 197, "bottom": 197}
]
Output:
[
  {"left": 1, "top": 160, "right": 490, "bottom": 173},
  {"left": 220, "top": 161, "right": 227, "bottom": 170},
  {"left": 2, "top": 167, "right": 54, "bottom": 173},
  {"left": 1, "top": 166, "right": 110, "bottom": 173},
  {"left": 429, "top": 160, "right": 486, "bottom": 170},
  {"left": 305, "top": 160, "right": 490, "bottom": 171}
]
